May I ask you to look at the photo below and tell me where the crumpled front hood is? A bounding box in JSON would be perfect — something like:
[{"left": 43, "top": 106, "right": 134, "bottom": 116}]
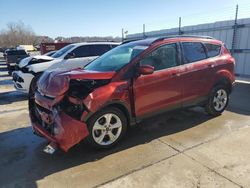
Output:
[
  {"left": 37, "top": 68, "right": 116, "bottom": 97},
  {"left": 19, "top": 55, "right": 54, "bottom": 68}
]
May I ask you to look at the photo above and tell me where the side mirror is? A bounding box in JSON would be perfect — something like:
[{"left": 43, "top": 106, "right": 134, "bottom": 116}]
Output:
[
  {"left": 138, "top": 65, "right": 154, "bottom": 75},
  {"left": 64, "top": 52, "right": 75, "bottom": 59}
]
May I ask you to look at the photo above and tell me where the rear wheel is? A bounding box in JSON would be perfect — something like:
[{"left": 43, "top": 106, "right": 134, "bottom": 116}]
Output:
[
  {"left": 205, "top": 85, "right": 229, "bottom": 116},
  {"left": 87, "top": 107, "right": 127, "bottom": 149}
]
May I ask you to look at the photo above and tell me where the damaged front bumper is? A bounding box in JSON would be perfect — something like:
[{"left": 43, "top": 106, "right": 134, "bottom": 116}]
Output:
[{"left": 30, "top": 91, "right": 90, "bottom": 152}]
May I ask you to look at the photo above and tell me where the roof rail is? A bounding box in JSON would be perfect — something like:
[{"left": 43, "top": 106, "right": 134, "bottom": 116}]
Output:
[
  {"left": 151, "top": 35, "right": 214, "bottom": 44},
  {"left": 121, "top": 38, "right": 144, "bottom": 44},
  {"left": 123, "top": 35, "right": 214, "bottom": 45}
]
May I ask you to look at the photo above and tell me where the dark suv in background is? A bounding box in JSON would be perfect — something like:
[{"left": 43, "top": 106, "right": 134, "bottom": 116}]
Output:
[
  {"left": 6, "top": 49, "right": 29, "bottom": 75},
  {"left": 29, "top": 35, "right": 235, "bottom": 154}
]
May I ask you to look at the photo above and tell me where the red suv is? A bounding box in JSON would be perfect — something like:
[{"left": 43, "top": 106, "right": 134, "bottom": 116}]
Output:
[{"left": 29, "top": 36, "right": 235, "bottom": 153}]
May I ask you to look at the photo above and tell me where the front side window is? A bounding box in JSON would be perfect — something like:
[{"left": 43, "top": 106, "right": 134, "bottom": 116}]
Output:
[
  {"left": 204, "top": 43, "right": 221, "bottom": 58},
  {"left": 84, "top": 43, "right": 148, "bottom": 72},
  {"left": 140, "top": 43, "right": 178, "bottom": 71},
  {"left": 52, "top": 44, "right": 75, "bottom": 58},
  {"left": 182, "top": 42, "right": 206, "bottom": 63}
]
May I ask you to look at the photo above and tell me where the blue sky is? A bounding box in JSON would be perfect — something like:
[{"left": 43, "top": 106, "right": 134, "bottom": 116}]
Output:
[{"left": 0, "top": 0, "right": 249, "bottom": 38}]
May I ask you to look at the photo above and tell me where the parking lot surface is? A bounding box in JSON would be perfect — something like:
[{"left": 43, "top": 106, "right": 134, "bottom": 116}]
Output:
[{"left": 0, "top": 55, "right": 250, "bottom": 188}]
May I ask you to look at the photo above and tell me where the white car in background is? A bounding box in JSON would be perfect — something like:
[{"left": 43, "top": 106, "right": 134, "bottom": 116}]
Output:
[{"left": 12, "top": 42, "right": 120, "bottom": 93}]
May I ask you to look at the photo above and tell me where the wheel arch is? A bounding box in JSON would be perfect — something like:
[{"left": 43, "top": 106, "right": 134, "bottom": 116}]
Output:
[
  {"left": 85, "top": 100, "right": 136, "bottom": 126},
  {"left": 213, "top": 70, "right": 235, "bottom": 94},
  {"left": 214, "top": 76, "right": 233, "bottom": 94}
]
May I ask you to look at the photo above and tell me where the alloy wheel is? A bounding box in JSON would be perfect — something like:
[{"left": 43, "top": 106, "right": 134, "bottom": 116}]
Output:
[{"left": 92, "top": 113, "right": 122, "bottom": 146}]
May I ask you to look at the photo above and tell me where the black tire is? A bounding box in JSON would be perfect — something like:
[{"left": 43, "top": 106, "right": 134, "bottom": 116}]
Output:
[
  {"left": 7, "top": 65, "right": 12, "bottom": 76},
  {"left": 86, "top": 107, "right": 127, "bottom": 149},
  {"left": 205, "top": 85, "right": 229, "bottom": 116},
  {"left": 28, "top": 74, "right": 41, "bottom": 122},
  {"left": 28, "top": 74, "right": 41, "bottom": 99}
]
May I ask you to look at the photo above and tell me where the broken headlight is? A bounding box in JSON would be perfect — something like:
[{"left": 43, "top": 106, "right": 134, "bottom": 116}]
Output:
[
  {"left": 60, "top": 79, "right": 110, "bottom": 120},
  {"left": 68, "top": 79, "right": 110, "bottom": 99}
]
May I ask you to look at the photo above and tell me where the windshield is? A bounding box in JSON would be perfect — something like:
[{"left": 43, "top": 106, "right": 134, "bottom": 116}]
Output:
[
  {"left": 51, "top": 44, "right": 75, "bottom": 58},
  {"left": 84, "top": 43, "right": 148, "bottom": 72}
]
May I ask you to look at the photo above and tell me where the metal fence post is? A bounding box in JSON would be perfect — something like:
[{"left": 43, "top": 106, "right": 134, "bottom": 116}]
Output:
[
  {"left": 122, "top": 28, "right": 124, "bottom": 42},
  {"left": 179, "top": 17, "right": 182, "bottom": 35},
  {"left": 231, "top": 4, "right": 239, "bottom": 54},
  {"left": 143, "top": 24, "right": 146, "bottom": 38}
]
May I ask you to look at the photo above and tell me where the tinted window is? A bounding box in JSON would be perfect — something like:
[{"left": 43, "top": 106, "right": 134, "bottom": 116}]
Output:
[
  {"left": 52, "top": 44, "right": 75, "bottom": 58},
  {"left": 111, "top": 44, "right": 118, "bottom": 49},
  {"left": 204, "top": 43, "right": 221, "bottom": 57},
  {"left": 182, "top": 42, "right": 206, "bottom": 63},
  {"left": 72, "top": 45, "right": 90, "bottom": 58},
  {"left": 88, "top": 45, "right": 111, "bottom": 56},
  {"left": 7, "top": 50, "right": 27, "bottom": 55},
  {"left": 140, "top": 43, "right": 178, "bottom": 71}
]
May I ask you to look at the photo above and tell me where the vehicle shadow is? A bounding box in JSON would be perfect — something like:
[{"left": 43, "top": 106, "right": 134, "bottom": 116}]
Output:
[
  {"left": 0, "top": 91, "right": 28, "bottom": 105},
  {"left": 0, "top": 67, "right": 8, "bottom": 71},
  {"left": 0, "top": 107, "right": 213, "bottom": 187},
  {"left": 0, "top": 79, "right": 12, "bottom": 85},
  {"left": 226, "top": 82, "right": 250, "bottom": 115}
]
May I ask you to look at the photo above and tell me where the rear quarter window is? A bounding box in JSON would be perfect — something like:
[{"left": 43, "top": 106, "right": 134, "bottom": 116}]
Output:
[
  {"left": 204, "top": 43, "right": 221, "bottom": 58},
  {"left": 181, "top": 42, "right": 206, "bottom": 64}
]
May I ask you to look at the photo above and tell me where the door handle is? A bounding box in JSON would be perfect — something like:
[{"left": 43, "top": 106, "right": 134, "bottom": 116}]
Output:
[
  {"left": 171, "top": 73, "right": 180, "bottom": 77},
  {"left": 208, "top": 64, "right": 215, "bottom": 68}
]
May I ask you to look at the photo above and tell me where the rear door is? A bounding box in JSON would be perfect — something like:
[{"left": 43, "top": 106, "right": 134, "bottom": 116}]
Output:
[
  {"left": 133, "top": 43, "right": 184, "bottom": 117},
  {"left": 180, "top": 42, "right": 215, "bottom": 106}
]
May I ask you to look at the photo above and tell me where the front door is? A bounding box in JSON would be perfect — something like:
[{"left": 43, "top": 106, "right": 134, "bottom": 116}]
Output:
[{"left": 133, "top": 43, "right": 184, "bottom": 117}]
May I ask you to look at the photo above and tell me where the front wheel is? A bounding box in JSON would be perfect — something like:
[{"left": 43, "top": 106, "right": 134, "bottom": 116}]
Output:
[
  {"left": 87, "top": 107, "right": 127, "bottom": 149},
  {"left": 205, "top": 85, "right": 229, "bottom": 116}
]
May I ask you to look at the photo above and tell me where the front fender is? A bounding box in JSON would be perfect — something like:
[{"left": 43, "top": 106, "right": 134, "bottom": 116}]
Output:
[{"left": 82, "top": 81, "right": 132, "bottom": 120}]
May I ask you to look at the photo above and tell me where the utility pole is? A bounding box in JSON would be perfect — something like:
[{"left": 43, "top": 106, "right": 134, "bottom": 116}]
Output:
[{"left": 232, "top": 4, "right": 239, "bottom": 54}]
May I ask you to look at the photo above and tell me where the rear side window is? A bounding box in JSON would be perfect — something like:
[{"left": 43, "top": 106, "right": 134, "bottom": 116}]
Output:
[
  {"left": 204, "top": 43, "right": 221, "bottom": 57},
  {"left": 182, "top": 42, "right": 206, "bottom": 63},
  {"left": 72, "top": 45, "right": 90, "bottom": 58},
  {"left": 7, "top": 50, "right": 27, "bottom": 55},
  {"left": 72, "top": 44, "right": 118, "bottom": 58},
  {"left": 111, "top": 44, "right": 119, "bottom": 49},
  {"left": 88, "top": 45, "right": 111, "bottom": 56}
]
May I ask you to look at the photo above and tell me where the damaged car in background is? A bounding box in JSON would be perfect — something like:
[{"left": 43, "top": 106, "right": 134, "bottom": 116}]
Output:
[
  {"left": 12, "top": 42, "right": 119, "bottom": 93},
  {"left": 12, "top": 55, "right": 54, "bottom": 93},
  {"left": 29, "top": 36, "right": 235, "bottom": 154}
]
